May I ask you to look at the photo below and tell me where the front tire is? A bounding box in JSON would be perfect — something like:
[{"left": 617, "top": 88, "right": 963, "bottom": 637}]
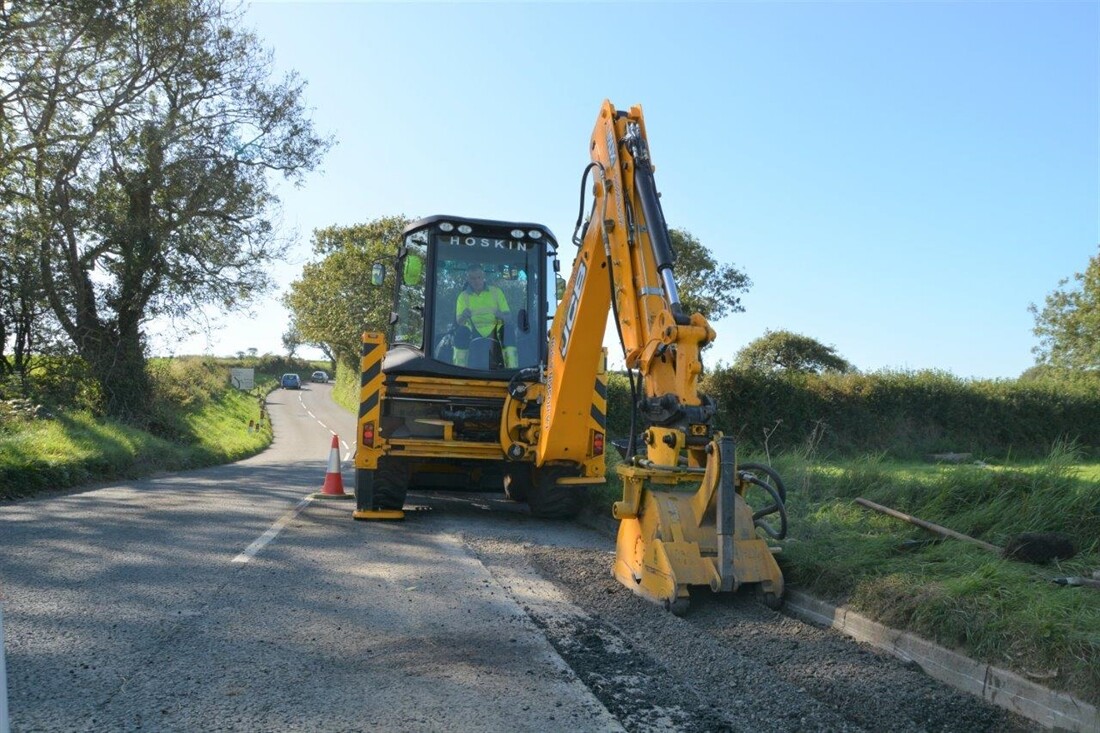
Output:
[{"left": 526, "top": 467, "right": 583, "bottom": 519}]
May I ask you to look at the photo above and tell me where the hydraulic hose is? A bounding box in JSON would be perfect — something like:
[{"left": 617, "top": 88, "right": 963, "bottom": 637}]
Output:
[
  {"left": 572, "top": 163, "right": 599, "bottom": 247},
  {"left": 739, "top": 462, "right": 788, "bottom": 504},
  {"left": 740, "top": 473, "right": 788, "bottom": 540},
  {"left": 507, "top": 366, "right": 541, "bottom": 399}
]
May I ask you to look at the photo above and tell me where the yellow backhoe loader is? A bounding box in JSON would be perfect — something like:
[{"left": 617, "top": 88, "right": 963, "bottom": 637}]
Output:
[{"left": 355, "top": 100, "right": 787, "bottom": 613}]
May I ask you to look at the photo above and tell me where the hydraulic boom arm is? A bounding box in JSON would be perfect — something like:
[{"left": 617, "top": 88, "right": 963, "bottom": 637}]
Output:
[
  {"left": 542, "top": 102, "right": 717, "bottom": 456},
  {"left": 508, "top": 100, "right": 787, "bottom": 612}
]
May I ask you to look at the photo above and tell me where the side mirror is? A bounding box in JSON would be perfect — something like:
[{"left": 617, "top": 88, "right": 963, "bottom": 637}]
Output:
[
  {"left": 370, "top": 262, "right": 385, "bottom": 287},
  {"left": 555, "top": 274, "right": 567, "bottom": 301},
  {"left": 402, "top": 255, "right": 423, "bottom": 286}
]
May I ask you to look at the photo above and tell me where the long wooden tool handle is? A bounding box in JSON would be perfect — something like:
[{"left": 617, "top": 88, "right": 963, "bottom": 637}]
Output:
[{"left": 855, "top": 497, "right": 1002, "bottom": 553}]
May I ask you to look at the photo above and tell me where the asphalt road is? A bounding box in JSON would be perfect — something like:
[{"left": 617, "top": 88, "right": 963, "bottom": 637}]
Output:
[
  {"left": 0, "top": 384, "right": 1033, "bottom": 732},
  {"left": 0, "top": 384, "right": 617, "bottom": 732}
]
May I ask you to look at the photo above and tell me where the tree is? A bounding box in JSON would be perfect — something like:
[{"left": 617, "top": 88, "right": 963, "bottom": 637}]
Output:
[
  {"left": 0, "top": 217, "right": 39, "bottom": 390},
  {"left": 734, "top": 329, "right": 854, "bottom": 374},
  {"left": 0, "top": 1, "right": 330, "bottom": 419},
  {"left": 284, "top": 216, "right": 410, "bottom": 366},
  {"left": 1030, "top": 246, "right": 1100, "bottom": 372},
  {"left": 670, "top": 229, "right": 751, "bottom": 321},
  {"left": 281, "top": 325, "right": 301, "bottom": 360}
]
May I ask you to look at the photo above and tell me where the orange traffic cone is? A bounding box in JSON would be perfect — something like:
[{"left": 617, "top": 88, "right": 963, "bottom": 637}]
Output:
[{"left": 311, "top": 434, "right": 353, "bottom": 501}]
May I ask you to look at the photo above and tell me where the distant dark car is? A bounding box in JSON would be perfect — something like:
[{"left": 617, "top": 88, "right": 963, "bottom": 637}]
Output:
[
  {"left": 311, "top": 371, "right": 329, "bottom": 383},
  {"left": 280, "top": 373, "right": 301, "bottom": 389}
]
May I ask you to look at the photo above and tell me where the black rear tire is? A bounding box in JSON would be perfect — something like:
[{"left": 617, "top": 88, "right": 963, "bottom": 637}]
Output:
[
  {"left": 526, "top": 467, "right": 583, "bottom": 519},
  {"left": 373, "top": 456, "right": 410, "bottom": 510}
]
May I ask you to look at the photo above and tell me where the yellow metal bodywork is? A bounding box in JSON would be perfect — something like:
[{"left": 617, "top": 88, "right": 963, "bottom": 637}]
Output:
[
  {"left": 356, "top": 334, "right": 608, "bottom": 483},
  {"left": 499, "top": 350, "right": 608, "bottom": 481},
  {"left": 577, "top": 102, "right": 716, "bottom": 407},
  {"left": 356, "top": 329, "right": 520, "bottom": 471},
  {"left": 352, "top": 508, "right": 405, "bottom": 521},
  {"left": 355, "top": 331, "right": 386, "bottom": 471}
]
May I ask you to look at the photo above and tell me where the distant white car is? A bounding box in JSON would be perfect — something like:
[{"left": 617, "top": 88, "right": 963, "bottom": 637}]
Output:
[{"left": 311, "top": 370, "right": 329, "bottom": 383}]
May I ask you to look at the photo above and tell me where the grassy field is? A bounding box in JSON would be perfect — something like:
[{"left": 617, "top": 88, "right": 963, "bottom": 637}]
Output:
[{"left": 588, "top": 446, "right": 1100, "bottom": 703}]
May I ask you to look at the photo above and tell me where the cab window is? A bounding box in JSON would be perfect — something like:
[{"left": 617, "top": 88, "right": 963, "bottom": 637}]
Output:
[
  {"left": 393, "top": 233, "right": 427, "bottom": 347},
  {"left": 429, "top": 233, "right": 542, "bottom": 370}
]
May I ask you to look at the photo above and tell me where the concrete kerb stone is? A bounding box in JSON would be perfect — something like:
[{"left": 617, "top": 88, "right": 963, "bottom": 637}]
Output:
[
  {"left": 783, "top": 591, "right": 1099, "bottom": 733},
  {"left": 577, "top": 508, "right": 1099, "bottom": 733}
]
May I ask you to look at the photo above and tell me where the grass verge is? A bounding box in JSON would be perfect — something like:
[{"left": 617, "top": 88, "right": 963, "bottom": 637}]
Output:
[{"left": 0, "top": 360, "right": 273, "bottom": 501}]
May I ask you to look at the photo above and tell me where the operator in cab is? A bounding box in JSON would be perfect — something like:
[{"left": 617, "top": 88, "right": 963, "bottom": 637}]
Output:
[{"left": 453, "top": 265, "right": 518, "bottom": 369}]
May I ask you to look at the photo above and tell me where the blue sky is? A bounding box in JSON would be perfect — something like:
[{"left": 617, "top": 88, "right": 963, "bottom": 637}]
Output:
[{"left": 162, "top": 1, "right": 1098, "bottom": 379}]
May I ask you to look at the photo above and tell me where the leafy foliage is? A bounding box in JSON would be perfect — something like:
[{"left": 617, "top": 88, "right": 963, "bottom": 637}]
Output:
[
  {"left": 715, "top": 367, "right": 1100, "bottom": 458},
  {"left": 283, "top": 216, "right": 410, "bottom": 366},
  {"left": 734, "top": 329, "right": 854, "bottom": 374},
  {"left": 605, "top": 366, "right": 1100, "bottom": 458},
  {"left": 669, "top": 228, "right": 751, "bottom": 321},
  {"left": 0, "top": 226, "right": 55, "bottom": 388},
  {"left": 0, "top": 1, "right": 330, "bottom": 420},
  {"left": 1031, "top": 245, "right": 1100, "bottom": 372}
]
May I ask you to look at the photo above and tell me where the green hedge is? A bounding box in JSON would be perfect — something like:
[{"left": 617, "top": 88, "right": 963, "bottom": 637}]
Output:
[{"left": 606, "top": 368, "right": 1100, "bottom": 459}]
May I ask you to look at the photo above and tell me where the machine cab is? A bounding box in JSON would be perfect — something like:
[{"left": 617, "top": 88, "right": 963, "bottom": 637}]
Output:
[{"left": 386, "top": 215, "right": 557, "bottom": 378}]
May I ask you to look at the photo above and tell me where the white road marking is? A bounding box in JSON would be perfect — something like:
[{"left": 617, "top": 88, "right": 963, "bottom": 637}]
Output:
[
  {"left": 297, "top": 393, "right": 317, "bottom": 420},
  {"left": 232, "top": 497, "right": 313, "bottom": 564},
  {"left": 303, "top": 390, "right": 351, "bottom": 460},
  {"left": 300, "top": 386, "right": 353, "bottom": 461}
]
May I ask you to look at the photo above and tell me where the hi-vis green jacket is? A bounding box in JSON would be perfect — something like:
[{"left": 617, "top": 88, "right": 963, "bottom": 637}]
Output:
[{"left": 457, "top": 286, "right": 509, "bottom": 337}]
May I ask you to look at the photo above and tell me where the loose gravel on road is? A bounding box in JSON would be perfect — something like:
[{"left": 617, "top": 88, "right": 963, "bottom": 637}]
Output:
[{"left": 466, "top": 532, "right": 1036, "bottom": 733}]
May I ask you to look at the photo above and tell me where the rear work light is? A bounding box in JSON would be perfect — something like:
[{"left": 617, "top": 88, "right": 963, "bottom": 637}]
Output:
[
  {"left": 591, "top": 430, "right": 605, "bottom": 457},
  {"left": 362, "top": 422, "right": 375, "bottom": 447}
]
